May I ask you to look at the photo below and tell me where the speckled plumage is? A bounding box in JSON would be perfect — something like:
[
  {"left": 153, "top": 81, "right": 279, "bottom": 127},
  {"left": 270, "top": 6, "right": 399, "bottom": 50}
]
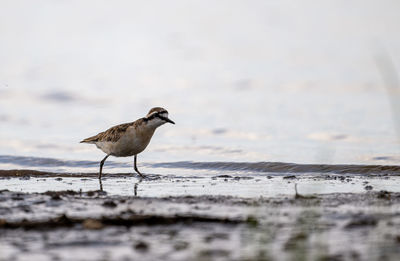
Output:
[{"left": 80, "top": 119, "right": 146, "bottom": 143}]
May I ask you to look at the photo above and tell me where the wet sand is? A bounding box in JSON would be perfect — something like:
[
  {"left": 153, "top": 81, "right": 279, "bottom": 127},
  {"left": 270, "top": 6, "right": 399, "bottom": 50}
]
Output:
[
  {"left": 1, "top": 189, "right": 400, "bottom": 260},
  {"left": 1, "top": 171, "right": 400, "bottom": 260}
]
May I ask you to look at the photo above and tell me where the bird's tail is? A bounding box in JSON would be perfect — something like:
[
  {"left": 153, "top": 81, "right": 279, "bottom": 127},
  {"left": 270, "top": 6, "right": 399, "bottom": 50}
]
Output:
[{"left": 80, "top": 137, "right": 97, "bottom": 144}]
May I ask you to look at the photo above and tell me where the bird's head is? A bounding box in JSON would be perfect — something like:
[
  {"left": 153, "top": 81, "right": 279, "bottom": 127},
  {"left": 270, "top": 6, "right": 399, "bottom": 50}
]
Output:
[{"left": 145, "top": 107, "right": 175, "bottom": 128}]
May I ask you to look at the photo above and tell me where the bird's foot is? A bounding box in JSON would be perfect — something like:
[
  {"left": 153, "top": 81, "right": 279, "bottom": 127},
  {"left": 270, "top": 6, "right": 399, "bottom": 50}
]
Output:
[{"left": 136, "top": 173, "right": 146, "bottom": 179}]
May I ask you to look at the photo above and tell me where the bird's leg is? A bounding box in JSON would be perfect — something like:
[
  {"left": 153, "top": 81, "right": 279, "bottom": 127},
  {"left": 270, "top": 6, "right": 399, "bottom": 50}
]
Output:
[
  {"left": 134, "top": 155, "right": 145, "bottom": 178},
  {"left": 99, "top": 154, "right": 110, "bottom": 182}
]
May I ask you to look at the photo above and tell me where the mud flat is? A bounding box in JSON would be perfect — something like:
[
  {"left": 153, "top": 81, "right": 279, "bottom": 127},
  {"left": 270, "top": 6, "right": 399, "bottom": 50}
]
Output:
[{"left": 1, "top": 185, "right": 400, "bottom": 260}]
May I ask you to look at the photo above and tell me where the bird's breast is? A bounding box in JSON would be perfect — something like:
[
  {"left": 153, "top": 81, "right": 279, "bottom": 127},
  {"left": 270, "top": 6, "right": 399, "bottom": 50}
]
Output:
[{"left": 111, "top": 127, "right": 155, "bottom": 157}]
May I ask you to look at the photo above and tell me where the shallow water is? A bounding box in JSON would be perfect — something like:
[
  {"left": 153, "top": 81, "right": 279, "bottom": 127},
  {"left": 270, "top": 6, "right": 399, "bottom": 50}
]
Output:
[
  {"left": 0, "top": 155, "right": 400, "bottom": 197},
  {"left": 2, "top": 153, "right": 400, "bottom": 197},
  {"left": 2, "top": 175, "right": 400, "bottom": 198}
]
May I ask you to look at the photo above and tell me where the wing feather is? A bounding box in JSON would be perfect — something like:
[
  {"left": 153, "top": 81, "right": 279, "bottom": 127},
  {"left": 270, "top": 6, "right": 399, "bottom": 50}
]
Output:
[
  {"left": 80, "top": 119, "right": 147, "bottom": 143},
  {"left": 80, "top": 122, "right": 133, "bottom": 143}
]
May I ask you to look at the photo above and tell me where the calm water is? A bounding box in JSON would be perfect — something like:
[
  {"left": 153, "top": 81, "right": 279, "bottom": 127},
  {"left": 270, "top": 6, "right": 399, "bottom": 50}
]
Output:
[{"left": 1, "top": 0, "right": 400, "bottom": 175}]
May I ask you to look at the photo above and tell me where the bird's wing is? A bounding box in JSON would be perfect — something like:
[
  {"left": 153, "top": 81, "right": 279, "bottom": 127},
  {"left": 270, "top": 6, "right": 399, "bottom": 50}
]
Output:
[{"left": 80, "top": 122, "right": 135, "bottom": 143}]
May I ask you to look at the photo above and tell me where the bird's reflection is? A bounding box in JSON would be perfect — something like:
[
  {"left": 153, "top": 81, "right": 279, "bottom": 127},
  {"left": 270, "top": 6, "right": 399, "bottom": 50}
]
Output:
[
  {"left": 134, "top": 179, "right": 143, "bottom": 196},
  {"left": 98, "top": 174, "right": 160, "bottom": 194},
  {"left": 99, "top": 177, "right": 103, "bottom": 191},
  {"left": 98, "top": 176, "right": 143, "bottom": 196}
]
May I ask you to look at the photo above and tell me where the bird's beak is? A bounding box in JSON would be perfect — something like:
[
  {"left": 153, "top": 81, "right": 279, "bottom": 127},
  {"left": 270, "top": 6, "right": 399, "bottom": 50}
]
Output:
[
  {"left": 166, "top": 118, "right": 175, "bottom": 124},
  {"left": 160, "top": 116, "right": 175, "bottom": 124}
]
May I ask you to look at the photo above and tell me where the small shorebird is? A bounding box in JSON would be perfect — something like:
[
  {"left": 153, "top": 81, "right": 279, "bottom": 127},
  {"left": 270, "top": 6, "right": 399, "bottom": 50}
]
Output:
[{"left": 80, "top": 107, "right": 175, "bottom": 182}]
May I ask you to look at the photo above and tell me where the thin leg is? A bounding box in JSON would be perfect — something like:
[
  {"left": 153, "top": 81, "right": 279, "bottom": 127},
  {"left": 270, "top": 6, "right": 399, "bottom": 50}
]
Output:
[
  {"left": 134, "top": 155, "right": 145, "bottom": 178},
  {"left": 99, "top": 154, "right": 110, "bottom": 181}
]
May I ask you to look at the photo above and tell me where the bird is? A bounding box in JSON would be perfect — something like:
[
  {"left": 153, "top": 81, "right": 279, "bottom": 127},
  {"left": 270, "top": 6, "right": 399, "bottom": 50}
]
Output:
[{"left": 80, "top": 107, "right": 175, "bottom": 182}]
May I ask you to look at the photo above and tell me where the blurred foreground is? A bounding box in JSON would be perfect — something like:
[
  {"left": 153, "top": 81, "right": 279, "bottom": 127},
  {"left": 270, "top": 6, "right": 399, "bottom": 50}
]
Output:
[{"left": 1, "top": 185, "right": 400, "bottom": 260}]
